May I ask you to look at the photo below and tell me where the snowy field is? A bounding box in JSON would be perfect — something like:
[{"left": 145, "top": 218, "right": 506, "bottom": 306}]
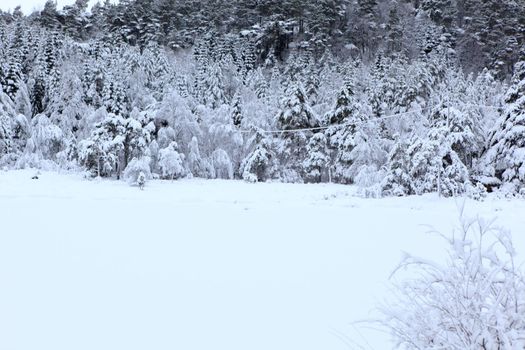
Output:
[{"left": 1, "top": 170, "right": 524, "bottom": 350}]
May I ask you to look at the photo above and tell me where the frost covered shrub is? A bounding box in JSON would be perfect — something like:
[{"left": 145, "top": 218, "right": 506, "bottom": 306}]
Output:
[
  {"left": 158, "top": 142, "right": 185, "bottom": 180},
  {"left": 354, "top": 165, "right": 386, "bottom": 198},
  {"left": 211, "top": 148, "right": 233, "bottom": 179},
  {"left": 279, "top": 168, "right": 304, "bottom": 183},
  {"left": 467, "top": 181, "right": 488, "bottom": 201},
  {"left": 347, "top": 121, "right": 388, "bottom": 184},
  {"left": 123, "top": 156, "right": 152, "bottom": 185},
  {"left": 380, "top": 217, "right": 525, "bottom": 349},
  {"left": 187, "top": 136, "right": 214, "bottom": 178}
]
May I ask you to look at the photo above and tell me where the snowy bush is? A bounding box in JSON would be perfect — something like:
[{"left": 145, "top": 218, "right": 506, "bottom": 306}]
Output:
[
  {"left": 347, "top": 121, "right": 388, "bottom": 184},
  {"left": 278, "top": 168, "right": 304, "bottom": 184},
  {"left": 187, "top": 136, "right": 214, "bottom": 178},
  {"left": 467, "top": 181, "right": 488, "bottom": 201},
  {"left": 211, "top": 148, "right": 234, "bottom": 179},
  {"left": 354, "top": 165, "right": 386, "bottom": 198},
  {"left": 380, "top": 217, "right": 525, "bottom": 349},
  {"left": 158, "top": 142, "right": 185, "bottom": 180},
  {"left": 123, "top": 156, "right": 152, "bottom": 185},
  {"left": 27, "top": 114, "right": 63, "bottom": 159}
]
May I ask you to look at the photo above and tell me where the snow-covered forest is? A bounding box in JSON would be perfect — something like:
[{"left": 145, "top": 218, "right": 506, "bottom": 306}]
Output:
[
  {"left": 1, "top": 2, "right": 525, "bottom": 350},
  {"left": 0, "top": 0, "right": 524, "bottom": 195}
]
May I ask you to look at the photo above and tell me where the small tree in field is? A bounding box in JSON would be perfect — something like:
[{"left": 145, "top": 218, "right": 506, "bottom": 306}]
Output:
[
  {"left": 380, "top": 216, "right": 525, "bottom": 349},
  {"left": 123, "top": 156, "right": 152, "bottom": 186}
]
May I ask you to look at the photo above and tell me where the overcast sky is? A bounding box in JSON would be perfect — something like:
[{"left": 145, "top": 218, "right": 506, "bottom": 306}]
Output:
[{"left": 0, "top": 0, "right": 102, "bottom": 14}]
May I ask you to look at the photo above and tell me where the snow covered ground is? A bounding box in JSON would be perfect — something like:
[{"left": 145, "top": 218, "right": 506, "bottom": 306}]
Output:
[{"left": 0, "top": 170, "right": 524, "bottom": 350}]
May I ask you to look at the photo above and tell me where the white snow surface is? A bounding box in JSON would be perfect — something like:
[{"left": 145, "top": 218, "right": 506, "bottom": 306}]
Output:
[{"left": 1, "top": 169, "right": 524, "bottom": 350}]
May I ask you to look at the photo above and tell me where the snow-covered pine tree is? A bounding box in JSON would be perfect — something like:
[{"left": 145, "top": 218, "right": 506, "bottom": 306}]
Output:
[
  {"left": 123, "top": 107, "right": 155, "bottom": 169},
  {"left": 78, "top": 110, "right": 126, "bottom": 177},
  {"left": 3, "top": 54, "right": 22, "bottom": 101},
  {"left": 231, "top": 93, "right": 243, "bottom": 127},
  {"left": 0, "top": 91, "right": 15, "bottom": 160},
  {"left": 241, "top": 128, "right": 275, "bottom": 183},
  {"left": 102, "top": 73, "right": 128, "bottom": 116},
  {"left": 324, "top": 81, "right": 367, "bottom": 184},
  {"left": 302, "top": 132, "right": 329, "bottom": 183},
  {"left": 31, "top": 70, "right": 47, "bottom": 117},
  {"left": 39, "top": 0, "right": 61, "bottom": 30},
  {"left": 202, "top": 62, "right": 226, "bottom": 109},
  {"left": 250, "top": 67, "right": 269, "bottom": 100},
  {"left": 275, "top": 83, "right": 318, "bottom": 181},
  {"left": 386, "top": 2, "right": 403, "bottom": 55},
  {"left": 484, "top": 59, "right": 525, "bottom": 192},
  {"left": 13, "top": 81, "right": 31, "bottom": 120},
  {"left": 141, "top": 42, "right": 170, "bottom": 98},
  {"left": 347, "top": 119, "right": 388, "bottom": 188},
  {"left": 408, "top": 125, "right": 471, "bottom": 197},
  {"left": 381, "top": 135, "right": 415, "bottom": 196}
]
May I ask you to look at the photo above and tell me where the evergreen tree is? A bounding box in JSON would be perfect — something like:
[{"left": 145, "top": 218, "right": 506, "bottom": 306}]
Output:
[
  {"left": 102, "top": 73, "right": 128, "bottom": 116},
  {"left": 409, "top": 126, "right": 470, "bottom": 196},
  {"left": 324, "top": 82, "right": 367, "bottom": 183},
  {"left": 382, "top": 136, "right": 415, "bottom": 196},
  {"left": 275, "top": 83, "right": 318, "bottom": 180},
  {"left": 31, "top": 71, "right": 47, "bottom": 117},
  {"left": 303, "top": 132, "right": 329, "bottom": 183},
  {"left": 39, "top": 0, "right": 61, "bottom": 30},
  {"left": 202, "top": 62, "right": 226, "bottom": 109},
  {"left": 242, "top": 129, "right": 275, "bottom": 182},
  {"left": 3, "top": 55, "right": 22, "bottom": 100},
  {"left": 485, "top": 59, "right": 525, "bottom": 191},
  {"left": 78, "top": 111, "right": 126, "bottom": 177},
  {"left": 421, "top": 0, "right": 457, "bottom": 28},
  {"left": 386, "top": 3, "right": 403, "bottom": 55},
  {"left": 62, "top": 0, "right": 90, "bottom": 40},
  {"left": 0, "top": 91, "right": 15, "bottom": 158},
  {"left": 231, "top": 93, "right": 243, "bottom": 127},
  {"left": 347, "top": 120, "right": 388, "bottom": 185},
  {"left": 122, "top": 107, "right": 155, "bottom": 169}
]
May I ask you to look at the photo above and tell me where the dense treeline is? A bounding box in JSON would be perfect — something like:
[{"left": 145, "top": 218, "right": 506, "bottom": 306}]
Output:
[
  {"left": 0, "top": 0, "right": 524, "bottom": 196},
  {"left": 1, "top": 0, "right": 523, "bottom": 77}
]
